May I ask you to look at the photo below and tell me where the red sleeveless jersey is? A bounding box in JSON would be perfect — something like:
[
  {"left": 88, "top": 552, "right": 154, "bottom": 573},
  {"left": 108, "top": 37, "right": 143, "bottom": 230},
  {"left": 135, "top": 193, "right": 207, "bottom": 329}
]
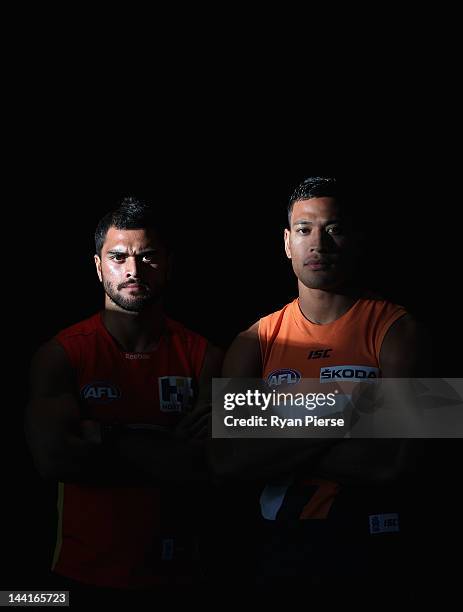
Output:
[{"left": 52, "top": 312, "right": 207, "bottom": 588}]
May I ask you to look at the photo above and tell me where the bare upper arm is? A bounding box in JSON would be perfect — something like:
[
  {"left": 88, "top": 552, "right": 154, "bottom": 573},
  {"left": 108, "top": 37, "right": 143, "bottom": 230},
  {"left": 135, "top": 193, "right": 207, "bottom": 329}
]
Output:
[
  {"left": 26, "top": 341, "right": 82, "bottom": 472},
  {"left": 29, "top": 340, "right": 77, "bottom": 400},
  {"left": 376, "top": 314, "right": 432, "bottom": 482},
  {"left": 195, "top": 343, "right": 224, "bottom": 406},
  {"left": 222, "top": 322, "right": 262, "bottom": 377},
  {"left": 380, "top": 313, "right": 432, "bottom": 377}
]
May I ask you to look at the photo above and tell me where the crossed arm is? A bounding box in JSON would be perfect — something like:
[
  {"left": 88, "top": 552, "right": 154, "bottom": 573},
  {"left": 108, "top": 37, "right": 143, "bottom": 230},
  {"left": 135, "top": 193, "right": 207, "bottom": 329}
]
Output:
[
  {"left": 25, "top": 340, "right": 222, "bottom": 486},
  {"left": 210, "top": 314, "right": 431, "bottom": 485}
]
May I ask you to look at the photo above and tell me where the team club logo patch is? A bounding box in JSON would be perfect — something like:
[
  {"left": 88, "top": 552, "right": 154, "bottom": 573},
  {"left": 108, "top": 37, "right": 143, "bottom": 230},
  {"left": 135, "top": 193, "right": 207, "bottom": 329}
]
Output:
[
  {"left": 81, "top": 381, "right": 121, "bottom": 402},
  {"left": 267, "top": 369, "right": 301, "bottom": 387},
  {"left": 159, "top": 376, "right": 194, "bottom": 412},
  {"left": 320, "top": 365, "right": 380, "bottom": 382}
]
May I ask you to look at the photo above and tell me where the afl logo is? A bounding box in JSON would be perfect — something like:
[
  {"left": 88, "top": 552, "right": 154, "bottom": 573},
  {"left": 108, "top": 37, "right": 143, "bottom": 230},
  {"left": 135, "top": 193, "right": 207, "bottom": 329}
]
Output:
[
  {"left": 81, "top": 381, "right": 121, "bottom": 402},
  {"left": 267, "top": 369, "right": 301, "bottom": 387}
]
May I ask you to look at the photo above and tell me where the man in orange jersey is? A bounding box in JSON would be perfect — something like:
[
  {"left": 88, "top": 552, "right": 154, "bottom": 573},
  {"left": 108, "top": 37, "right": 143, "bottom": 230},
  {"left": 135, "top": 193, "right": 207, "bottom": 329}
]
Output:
[
  {"left": 25, "top": 197, "right": 222, "bottom": 603},
  {"left": 215, "top": 177, "right": 430, "bottom": 596}
]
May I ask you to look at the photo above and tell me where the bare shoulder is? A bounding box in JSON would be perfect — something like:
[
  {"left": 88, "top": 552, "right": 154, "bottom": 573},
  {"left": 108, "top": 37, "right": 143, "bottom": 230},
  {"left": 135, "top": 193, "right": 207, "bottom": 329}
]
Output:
[
  {"left": 204, "top": 343, "right": 224, "bottom": 365},
  {"left": 30, "top": 340, "right": 75, "bottom": 399},
  {"left": 222, "top": 321, "right": 262, "bottom": 377},
  {"left": 198, "top": 342, "right": 224, "bottom": 382},
  {"left": 380, "top": 313, "right": 431, "bottom": 376},
  {"left": 231, "top": 321, "right": 260, "bottom": 343},
  {"left": 31, "top": 339, "right": 69, "bottom": 363}
]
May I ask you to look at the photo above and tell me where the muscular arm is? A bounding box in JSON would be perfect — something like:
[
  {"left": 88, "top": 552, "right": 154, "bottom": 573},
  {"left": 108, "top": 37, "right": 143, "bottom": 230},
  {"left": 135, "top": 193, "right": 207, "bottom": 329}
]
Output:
[
  {"left": 314, "top": 314, "right": 431, "bottom": 485},
  {"left": 25, "top": 341, "right": 219, "bottom": 485},
  {"left": 209, "top": 323, "right": 339, "bottom": 480},
  {"left": 211, "top": 314, "right": 430, "bottom": 485},
  {"left": 25, "top": 341, "right": 106, "bottom": 482}
]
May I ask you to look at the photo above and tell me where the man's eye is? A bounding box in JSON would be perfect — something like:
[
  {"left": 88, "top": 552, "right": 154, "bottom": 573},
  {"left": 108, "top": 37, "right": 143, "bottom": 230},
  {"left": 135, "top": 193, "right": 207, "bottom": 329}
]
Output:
[
  {"left": 143, "top": 255, "right": 154, "bottom": 263},
  {"left": 111, "top": 254, "right": 126, "bottom": 261},
  {"left": 327, "top": 226, "right": 342, "bottom": 235},
  {"left": 296, "top": 227, "right": 310, "bottom": 234}
]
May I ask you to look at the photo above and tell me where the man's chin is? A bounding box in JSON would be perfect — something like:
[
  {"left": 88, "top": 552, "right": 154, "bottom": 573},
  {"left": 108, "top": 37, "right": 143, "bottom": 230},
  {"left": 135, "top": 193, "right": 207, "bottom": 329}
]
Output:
[
  {"left": 119, "top": 302, "right": 146, "bottom": 313},
  {"left": 301, "top": 274, "right": 343, "bottom": 291},
  {"left": 110, "top": 295, "right": 158, "bottom": 312}
]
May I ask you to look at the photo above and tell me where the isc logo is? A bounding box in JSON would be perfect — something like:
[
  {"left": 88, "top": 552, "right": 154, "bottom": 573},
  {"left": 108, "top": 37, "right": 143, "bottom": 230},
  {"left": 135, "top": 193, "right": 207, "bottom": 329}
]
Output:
[
  {"left": 308, "top": 348, "right": 332, "bottom": 359},
  {"left": 267, "top": 369, "right": 301, "bottom": 387},
  {"left": 369, "top": 513, "right": 400, "bottom": 534},
  {"left": 81, "top": 382, "right": 121, "bottom": 401}
]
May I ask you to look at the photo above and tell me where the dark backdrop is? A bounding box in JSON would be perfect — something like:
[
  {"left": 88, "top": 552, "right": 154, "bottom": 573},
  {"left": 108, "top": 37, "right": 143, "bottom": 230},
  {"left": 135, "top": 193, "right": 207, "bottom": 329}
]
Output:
[{"left": 5, "top": 128, "right": 462, "bottom": 591}]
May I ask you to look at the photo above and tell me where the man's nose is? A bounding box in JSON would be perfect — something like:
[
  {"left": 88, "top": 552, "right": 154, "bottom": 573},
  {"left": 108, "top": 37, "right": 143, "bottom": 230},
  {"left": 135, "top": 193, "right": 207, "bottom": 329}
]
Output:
[
  {"left": 125, "top": 256, "right": 140, "bottom": 277},
  {"left": 308, "top": 228, "right": 327, "bottom": 251}
]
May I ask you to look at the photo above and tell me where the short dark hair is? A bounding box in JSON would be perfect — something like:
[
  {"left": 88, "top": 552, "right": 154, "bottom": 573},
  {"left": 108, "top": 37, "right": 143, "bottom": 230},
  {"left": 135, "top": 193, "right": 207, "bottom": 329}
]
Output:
[
  {"left": 287, "top": 176, "right": 341, "bottom": 226},
  {"left": 95, "top": 196, "right": 169, "bottom": 256}
]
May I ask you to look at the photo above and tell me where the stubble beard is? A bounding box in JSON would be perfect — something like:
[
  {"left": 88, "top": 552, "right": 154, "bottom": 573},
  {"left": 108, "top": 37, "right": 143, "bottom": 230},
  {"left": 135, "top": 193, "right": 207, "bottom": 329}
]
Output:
[{"left": 102, "top": 278, "right": 161, "bottom": 312}]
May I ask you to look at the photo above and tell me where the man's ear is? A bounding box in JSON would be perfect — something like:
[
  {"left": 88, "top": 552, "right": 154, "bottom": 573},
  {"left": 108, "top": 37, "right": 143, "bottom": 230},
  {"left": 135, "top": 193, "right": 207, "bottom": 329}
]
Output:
[
  {"left": 284, "top": 228, "right": 292, "bottom": 259},
  {"left": 94, "top": 254, "right": 103, "bottom": 283}
]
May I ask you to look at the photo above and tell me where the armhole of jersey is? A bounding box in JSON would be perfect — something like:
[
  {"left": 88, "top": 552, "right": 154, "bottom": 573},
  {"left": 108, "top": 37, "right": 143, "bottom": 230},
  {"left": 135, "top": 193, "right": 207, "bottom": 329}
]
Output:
[
  {"left": 257, "top": 318, "right": 266, "bottom": 374},
  {"left": 54, "top": 335, "right": 80, "bottom": 373},
  {"left": 196, "top": 337, "right": 208, "bottom": 380},
  {"left": 375, "top": 308, "right": 408, "bottom": 358},
  {"left": 257, "top": 307, "right": 288, "bottom": 374}
]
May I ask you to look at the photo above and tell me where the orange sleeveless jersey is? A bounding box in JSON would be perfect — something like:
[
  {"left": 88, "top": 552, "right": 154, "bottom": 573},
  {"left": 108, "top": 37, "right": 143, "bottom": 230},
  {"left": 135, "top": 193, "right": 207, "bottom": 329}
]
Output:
[
  {"left": 52, "top": 313, "right": 207, "bottom": 588},
  {"left": 257, "top": 297, "right": 407, "bottom": 522},
  {"left": 259, "top": 297, "right": 406, "bottom": 384}
]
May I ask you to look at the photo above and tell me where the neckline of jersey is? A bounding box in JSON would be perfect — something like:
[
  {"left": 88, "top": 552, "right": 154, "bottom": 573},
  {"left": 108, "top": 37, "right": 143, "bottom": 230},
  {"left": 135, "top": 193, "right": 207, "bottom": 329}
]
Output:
[
  {"left": 97, "top": 311, "right": 167, "bottom": 355},
  {"left": 292, "top": 297, "right": 362, "bottom": 332}
]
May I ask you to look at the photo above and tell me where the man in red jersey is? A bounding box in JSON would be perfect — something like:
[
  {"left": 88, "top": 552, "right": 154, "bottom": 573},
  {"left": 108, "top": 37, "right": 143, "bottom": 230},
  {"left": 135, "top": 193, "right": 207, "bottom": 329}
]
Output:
[{"left": 25, "top": 197, "right": 222, "bottom": 601}]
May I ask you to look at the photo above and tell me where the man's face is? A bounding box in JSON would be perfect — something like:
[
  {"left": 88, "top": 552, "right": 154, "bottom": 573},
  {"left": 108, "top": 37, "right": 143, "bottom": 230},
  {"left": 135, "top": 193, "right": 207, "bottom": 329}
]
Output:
[
  {"left": 284, "top": 197, "right": 356, "bottom": 290},
  {"left": 94, "top": 226, "right": 169, "bottom": 312}
]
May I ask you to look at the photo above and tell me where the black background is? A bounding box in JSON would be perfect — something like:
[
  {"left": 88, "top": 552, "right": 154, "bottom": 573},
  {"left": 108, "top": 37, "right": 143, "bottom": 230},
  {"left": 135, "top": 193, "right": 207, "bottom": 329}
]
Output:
[
  {"left": 0, "top": 2, "right": 460, "bottom": 598},
  {"left": 4, "top": 111, "right": 462, "bottom": 592}
]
